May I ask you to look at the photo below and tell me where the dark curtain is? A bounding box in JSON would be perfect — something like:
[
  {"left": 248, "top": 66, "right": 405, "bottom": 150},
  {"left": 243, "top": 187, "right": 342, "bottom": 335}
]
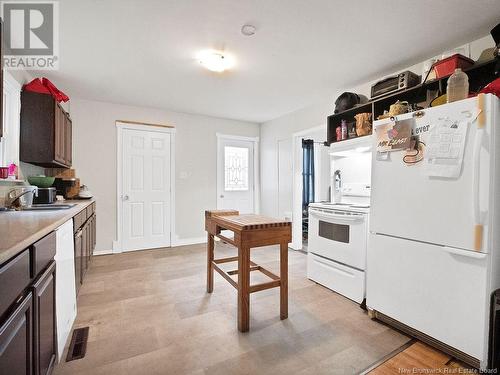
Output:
[{"left": 302, "top": 139, "right": 315, "bottom": 209}]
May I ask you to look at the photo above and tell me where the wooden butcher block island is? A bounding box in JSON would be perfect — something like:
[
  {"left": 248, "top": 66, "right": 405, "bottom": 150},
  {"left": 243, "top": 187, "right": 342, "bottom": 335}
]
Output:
[{"left": 205, "top": 210, "right": 292, "bottom": 332}]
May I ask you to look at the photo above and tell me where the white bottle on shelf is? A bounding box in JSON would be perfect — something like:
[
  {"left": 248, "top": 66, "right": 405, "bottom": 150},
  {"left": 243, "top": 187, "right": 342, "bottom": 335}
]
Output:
[{"left": 446, "top": 68, "right": 469, "bottom": 103}]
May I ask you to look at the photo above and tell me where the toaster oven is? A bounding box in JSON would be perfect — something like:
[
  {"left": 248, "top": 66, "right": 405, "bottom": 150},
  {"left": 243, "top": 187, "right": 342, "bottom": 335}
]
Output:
[{"left": 371, "top": 71, "right": 421, "bottom": 99}]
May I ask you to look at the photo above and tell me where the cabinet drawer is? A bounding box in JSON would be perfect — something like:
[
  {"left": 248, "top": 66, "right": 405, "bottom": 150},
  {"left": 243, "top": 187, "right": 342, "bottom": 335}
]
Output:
[
  {"left": 307, "top": 253, "right": 365, "bottom": 303},
  {"left": 0, "top": 249, "right": 31, "bottom": 318},
  {"left": 73, "top": 210, "right": 86, "bottom": 232},
  {"left": 86, "top": 203, "right": 94, "bottom": 219},
  {"left": 32, "top": 232, "right": 56, "bottom": 277}
]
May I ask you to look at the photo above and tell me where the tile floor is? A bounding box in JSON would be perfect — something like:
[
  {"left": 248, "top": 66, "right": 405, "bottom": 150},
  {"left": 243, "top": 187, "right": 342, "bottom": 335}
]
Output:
[{"left": 53, "top": 242, "right": 410, "bottom": 375}]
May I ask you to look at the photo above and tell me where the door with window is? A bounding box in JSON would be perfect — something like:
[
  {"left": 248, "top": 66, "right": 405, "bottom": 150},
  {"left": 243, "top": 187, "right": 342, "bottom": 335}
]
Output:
[
  {"left": 217, "top": 136, "right": 255, "bottom": 214},
  {"left": 121, "top": 127, "right": 172, "bottom": 251}
]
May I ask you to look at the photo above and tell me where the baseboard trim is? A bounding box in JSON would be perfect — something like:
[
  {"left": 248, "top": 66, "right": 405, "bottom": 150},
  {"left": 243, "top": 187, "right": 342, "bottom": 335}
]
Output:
[
  {"left": 93, "top": 249, "right": 113, "bottom": 256},
  {"left": 172, "top": 236, "right": 206, "bottom": 247},
  {"left": 112, "top": 240, "right": 122, "bottom": 254},
  {"left": 373, "top": 310, "right": 481, "bottom": 369}
]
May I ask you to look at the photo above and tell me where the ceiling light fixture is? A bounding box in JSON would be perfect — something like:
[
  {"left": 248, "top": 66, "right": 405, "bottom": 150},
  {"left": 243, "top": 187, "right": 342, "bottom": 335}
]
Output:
[
  {"left": 241, "top": 24, "right": 256, "bottom": 36},
  {"left": 197, "top": 50, "right": 235, "bottom": 72}
]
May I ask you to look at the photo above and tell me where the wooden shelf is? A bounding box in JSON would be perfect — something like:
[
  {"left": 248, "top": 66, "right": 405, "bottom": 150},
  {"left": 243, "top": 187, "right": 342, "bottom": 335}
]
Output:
[
  {"left": 327, "top": 102, "right": 373, "bottom": 145},
  {"left": 325, "top": 59, "right": 497, "bottom": 145}
]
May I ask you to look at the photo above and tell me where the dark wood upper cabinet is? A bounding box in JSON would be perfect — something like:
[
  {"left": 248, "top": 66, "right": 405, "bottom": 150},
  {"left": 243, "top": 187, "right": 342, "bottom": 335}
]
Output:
[{"left": 20, "top": 91, "right": 72, "bottom": 168}]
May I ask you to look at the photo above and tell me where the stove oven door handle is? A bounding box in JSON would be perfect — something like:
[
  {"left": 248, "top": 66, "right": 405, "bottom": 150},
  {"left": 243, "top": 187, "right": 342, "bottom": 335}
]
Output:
[{"left": 310, "top": 210, "right": 365, "bottom": 223}]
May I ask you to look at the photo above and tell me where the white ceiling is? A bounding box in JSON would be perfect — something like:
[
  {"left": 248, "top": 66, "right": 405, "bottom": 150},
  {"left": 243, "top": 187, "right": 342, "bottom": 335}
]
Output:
[{"left": 41, "top": 0, "right": 500, "bottom": 123}]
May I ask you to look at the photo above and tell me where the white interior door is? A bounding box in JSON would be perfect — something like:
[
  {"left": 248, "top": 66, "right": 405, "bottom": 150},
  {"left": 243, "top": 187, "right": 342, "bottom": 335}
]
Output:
[
  {"left": 121, "top": 128, "right": 171, "bottom": 251},
  {"left": 217, "top": 137, "right": 255, "bottom": 214}
]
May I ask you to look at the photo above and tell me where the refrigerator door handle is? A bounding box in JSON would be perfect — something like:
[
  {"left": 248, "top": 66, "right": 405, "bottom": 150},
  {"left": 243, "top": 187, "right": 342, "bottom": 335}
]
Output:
[
  {"left": 443, "top": 246, "right": 486, "bottom": 259},
  {"left": 472, "top": 128, "right": 484, "bottom": 251}
]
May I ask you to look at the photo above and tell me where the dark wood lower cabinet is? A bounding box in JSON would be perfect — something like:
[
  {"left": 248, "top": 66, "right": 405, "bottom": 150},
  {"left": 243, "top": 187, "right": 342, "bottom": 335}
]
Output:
[
  {"left": 82, "top": 223, "right": 88, "bottom": 278},
  {"left": 32, "top": 261, "right": 56, "bottom": 375},
  {"left": 0, "top": 204, "right": 96, "bottom": 375},
  {"left": 0, "top": 292, "right": 33, "bottom": 375},
  {"left": 74, "top": 207, "right": 96, "bottom": 296},
  {"left": 74, "top": 229, "right": 83, "bottom": 295},
  {"left": 0, "top": 258, "right": 57, "bottom": 375}
]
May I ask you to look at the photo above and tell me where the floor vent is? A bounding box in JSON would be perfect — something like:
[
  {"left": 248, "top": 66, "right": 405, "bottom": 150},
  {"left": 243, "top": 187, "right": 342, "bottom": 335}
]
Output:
[{"left": 66, "top": 327, "right": 89, "bottom": 362}]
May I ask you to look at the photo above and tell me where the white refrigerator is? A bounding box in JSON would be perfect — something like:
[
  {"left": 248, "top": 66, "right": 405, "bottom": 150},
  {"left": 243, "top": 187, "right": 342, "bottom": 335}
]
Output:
[{"left": 367, "top": 94, "right": 500, "bottom": 369}]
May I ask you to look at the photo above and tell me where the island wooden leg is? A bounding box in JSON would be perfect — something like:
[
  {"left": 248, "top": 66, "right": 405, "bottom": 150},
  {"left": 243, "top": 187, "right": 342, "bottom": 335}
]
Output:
[
  {"left": 280, "top": 242, "right": 288, "bottom": 320},
  {"left": 238, "top": 246, "right": 250, "bottom": 332},
  {"left": 207, "top": 233, "right": 214, "bottom": 293}
]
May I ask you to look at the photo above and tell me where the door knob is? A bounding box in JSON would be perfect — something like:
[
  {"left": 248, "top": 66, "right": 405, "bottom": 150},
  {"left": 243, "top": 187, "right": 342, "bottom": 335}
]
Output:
[
  {"left": 220, "top": 195, "right": 224, "bottom": 198},
  {"left": 123, "top": 194, "right": 129, "bottom": 201}
]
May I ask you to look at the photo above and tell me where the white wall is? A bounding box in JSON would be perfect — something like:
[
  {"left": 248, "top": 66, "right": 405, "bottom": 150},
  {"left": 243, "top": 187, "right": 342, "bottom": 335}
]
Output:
[
  {"left": 332, "top": 153, "right": 372, "bottom": 187},
  {"left": 70, "top": 98, "right": 259, "bottom": 252},
  {"left": 277, "top": 138, "right": 292, "bottom": 220},
  {"left": 260, "top": 34, "right": 495, "bottom": 217}
]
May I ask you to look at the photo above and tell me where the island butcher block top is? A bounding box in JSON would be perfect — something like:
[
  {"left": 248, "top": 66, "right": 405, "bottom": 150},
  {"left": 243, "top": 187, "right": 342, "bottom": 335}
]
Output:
[{"left": 206, "top": 211, "right": 291, "bottom": 231}]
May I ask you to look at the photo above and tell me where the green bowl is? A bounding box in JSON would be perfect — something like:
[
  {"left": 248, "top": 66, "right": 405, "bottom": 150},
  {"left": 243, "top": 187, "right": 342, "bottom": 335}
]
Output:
[{"left": 28, "top": 176, "right": 55, "bottom": 188}]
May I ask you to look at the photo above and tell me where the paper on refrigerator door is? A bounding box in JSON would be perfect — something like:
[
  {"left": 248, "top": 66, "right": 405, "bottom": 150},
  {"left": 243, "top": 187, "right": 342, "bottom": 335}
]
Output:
[
  {"left": 424, "top": 117, "right": 469, "bottom": 178},
  {"left": 375, "top": 119, "right": 412, "bottom": 153}
]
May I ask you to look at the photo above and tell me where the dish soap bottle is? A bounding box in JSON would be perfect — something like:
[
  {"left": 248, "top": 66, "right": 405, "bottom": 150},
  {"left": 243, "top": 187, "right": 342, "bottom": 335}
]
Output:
[{"left": 447, "top": 68, "right": 469, "bottom": 103}]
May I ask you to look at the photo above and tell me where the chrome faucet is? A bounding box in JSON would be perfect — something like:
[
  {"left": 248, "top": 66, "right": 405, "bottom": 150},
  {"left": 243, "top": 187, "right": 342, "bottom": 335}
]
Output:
[
  {"left": 5, "top": 188, "right": 38, "bottom": 209},
  {"left": 333, "top": 170, "right": 342, "bottom": 203}
]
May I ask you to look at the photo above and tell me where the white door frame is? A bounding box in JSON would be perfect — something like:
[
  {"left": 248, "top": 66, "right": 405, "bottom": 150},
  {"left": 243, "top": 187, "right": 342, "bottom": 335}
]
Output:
[
  {"left": 291, "top": 125, "right": 325, "bottom": 250},
  {"left": 114, "top": 121, "right": 176, "bottom": 253},
  {"left": 216, "top": 133, "right": 260, "bottom": 214}
]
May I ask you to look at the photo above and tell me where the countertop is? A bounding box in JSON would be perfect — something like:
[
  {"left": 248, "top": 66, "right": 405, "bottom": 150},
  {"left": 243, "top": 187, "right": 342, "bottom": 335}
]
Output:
[{"left": 0, "top": 199, "right": 94, "bottom": 265}]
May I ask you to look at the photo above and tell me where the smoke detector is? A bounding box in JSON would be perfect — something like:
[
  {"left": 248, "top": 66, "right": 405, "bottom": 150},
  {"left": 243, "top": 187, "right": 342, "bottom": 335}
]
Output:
[{"left": 241, "top": 24, "right": 256, "bottom": 36}]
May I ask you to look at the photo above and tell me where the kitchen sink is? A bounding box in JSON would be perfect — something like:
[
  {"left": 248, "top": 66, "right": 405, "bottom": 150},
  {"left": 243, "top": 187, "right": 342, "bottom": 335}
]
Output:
[{"left": 20, "top": 204, "right": 77, "bottom": 211}]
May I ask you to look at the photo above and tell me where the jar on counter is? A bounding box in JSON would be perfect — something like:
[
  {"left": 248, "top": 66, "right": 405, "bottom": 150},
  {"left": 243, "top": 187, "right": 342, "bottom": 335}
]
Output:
[{"left": 336, "top": 126, "right": 342, "bottom": 141}]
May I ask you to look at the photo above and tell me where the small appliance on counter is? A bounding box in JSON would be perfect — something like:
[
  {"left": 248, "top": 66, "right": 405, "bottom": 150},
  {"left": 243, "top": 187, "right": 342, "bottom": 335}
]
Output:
[
  {"left": 371, "top": 70, "right": 421, "bottom": 99},
  {"left": 54, "top": 177, "right": 78, "bottom": 198},
  {"left": 33, "top": 187, "right": 57, "bottom": 204}
]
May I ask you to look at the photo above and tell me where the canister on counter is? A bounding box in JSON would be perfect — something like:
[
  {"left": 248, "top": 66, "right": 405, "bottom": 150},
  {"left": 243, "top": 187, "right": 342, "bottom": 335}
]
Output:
[
  {"left": 336, "top": 126, "right": 341, "bottom": 141},
  {"left": 341, "top": 120, "right": 348, "bottom": 140}
]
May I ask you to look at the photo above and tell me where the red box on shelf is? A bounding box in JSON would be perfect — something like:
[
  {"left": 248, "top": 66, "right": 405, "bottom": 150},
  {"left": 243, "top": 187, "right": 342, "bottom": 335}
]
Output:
[{"left": 433, "top": 54, "right": 475, "bottom": 79}]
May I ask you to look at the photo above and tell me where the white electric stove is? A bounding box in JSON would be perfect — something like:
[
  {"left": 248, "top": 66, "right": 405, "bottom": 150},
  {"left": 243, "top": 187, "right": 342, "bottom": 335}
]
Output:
[{"left": 307, "top": 191, "right": 370, "bottom": 304}]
